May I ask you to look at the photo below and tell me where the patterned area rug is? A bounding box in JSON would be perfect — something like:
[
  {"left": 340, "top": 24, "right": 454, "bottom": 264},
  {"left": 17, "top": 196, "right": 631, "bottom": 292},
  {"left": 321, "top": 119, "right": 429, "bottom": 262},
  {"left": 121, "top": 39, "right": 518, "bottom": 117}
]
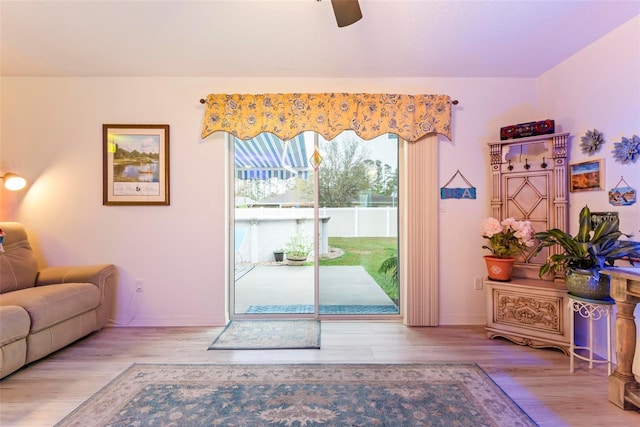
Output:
[
  {"left": 208, "top": 320, "right": 321, "bottom": 350},
  {"left": 55, "top": 363, "right": 537, "bottom": 427},
  {"left": 247, "top": 304, "right": 399, "bottom": 314}
]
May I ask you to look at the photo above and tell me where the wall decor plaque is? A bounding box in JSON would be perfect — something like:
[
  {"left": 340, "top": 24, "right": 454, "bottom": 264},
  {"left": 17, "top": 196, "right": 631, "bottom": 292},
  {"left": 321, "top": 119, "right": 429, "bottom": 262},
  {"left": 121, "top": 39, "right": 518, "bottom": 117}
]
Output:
[
  {"left": 608, "top": 177, "right": 636, "bottom": 206},
  {"left": 440, "top": 170, "right": 476, "bottom": 199},
  {"left": 590, "top": 211, "right": 619, "bottom": 231}
]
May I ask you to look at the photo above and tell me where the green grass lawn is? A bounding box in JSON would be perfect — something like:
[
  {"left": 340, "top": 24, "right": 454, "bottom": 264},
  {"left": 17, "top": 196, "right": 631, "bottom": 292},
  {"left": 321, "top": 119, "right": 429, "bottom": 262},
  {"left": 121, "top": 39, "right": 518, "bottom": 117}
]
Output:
[{"left": 319, "top": 237, "right": 398, "bottom": 305}]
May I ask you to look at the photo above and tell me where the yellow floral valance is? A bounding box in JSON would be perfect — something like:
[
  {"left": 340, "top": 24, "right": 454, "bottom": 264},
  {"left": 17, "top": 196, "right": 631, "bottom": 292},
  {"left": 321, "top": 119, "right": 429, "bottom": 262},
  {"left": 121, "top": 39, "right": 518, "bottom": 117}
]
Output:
[{"left": 200, "top": 93, "right": 452, "bottom": 142}]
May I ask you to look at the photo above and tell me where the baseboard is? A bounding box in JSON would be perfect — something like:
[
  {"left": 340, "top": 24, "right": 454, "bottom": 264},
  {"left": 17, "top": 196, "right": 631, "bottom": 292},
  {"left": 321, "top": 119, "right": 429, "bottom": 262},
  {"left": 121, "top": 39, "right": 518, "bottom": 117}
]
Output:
[
  {"left": 108, "top": 315, "right": 227, "bottom": 327},
  {"left": 108, "top": 314, "right": 486, "bottom": 328},
  {"left": 438, "top": 314, "right": 486, "bottom": 326}
]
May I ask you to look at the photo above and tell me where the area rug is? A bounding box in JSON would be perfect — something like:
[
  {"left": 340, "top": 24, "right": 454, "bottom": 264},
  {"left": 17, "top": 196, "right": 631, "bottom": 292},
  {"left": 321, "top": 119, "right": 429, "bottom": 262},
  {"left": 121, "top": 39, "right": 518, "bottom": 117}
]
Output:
[
  {"left": 208, "top": 320, "right": 321, "bottom": 350},
  {"left": 55, "top": 363, "right": 537, "bottom": 427},
  {"left": 247, "top": 304, "right": 400, "bottom": 314}
]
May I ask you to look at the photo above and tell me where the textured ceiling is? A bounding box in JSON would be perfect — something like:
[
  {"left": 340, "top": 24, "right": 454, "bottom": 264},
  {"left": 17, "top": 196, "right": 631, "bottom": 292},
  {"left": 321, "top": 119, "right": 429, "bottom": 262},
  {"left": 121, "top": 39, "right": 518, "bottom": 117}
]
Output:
[{"left": 1, "top": 0, "right": 638, "bottom": 78}]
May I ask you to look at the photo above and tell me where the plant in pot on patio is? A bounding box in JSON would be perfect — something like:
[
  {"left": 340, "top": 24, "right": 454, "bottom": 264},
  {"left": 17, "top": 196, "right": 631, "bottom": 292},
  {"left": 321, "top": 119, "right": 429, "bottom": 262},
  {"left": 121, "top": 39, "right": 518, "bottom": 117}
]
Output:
[
  {"left": 273, "top": 249, "right": 285, "bottom": 262},
  {"left": 481, "top": 216, "right": 535, "bottom": 281},
  {"left": 533, "top": 205, "right": 640, "bottom": 300},
  {"left": 284, "top": 232, "right": 312, "bottom": 266}
]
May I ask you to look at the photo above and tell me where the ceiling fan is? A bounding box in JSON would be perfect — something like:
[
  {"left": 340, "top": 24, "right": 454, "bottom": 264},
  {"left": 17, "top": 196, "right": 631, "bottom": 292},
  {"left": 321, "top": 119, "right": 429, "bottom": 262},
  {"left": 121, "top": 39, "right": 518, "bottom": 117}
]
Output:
[{"left": 321, "top": 0, "right": 363, "bottom": 27}]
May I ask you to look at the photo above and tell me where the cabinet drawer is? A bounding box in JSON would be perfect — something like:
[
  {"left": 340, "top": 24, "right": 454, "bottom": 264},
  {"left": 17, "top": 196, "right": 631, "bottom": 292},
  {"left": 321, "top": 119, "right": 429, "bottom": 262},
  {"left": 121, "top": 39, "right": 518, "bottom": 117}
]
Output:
[
  {"left": 485, "top": 278, "right": 570, "bottom": 354},
  {"left": 491, "top": 287, "right": 563, "bottom": 335}
]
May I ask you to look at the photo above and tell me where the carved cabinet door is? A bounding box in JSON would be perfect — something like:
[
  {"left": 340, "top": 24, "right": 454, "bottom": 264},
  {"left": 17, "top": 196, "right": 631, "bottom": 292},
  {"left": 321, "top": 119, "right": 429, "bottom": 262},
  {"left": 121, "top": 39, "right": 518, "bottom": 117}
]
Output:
[
  {"left": 488, "top": 133, "right": 569, "bottom": 279},
  {"left": 504, "top": 172, "right": 552, "bottom": 275}
]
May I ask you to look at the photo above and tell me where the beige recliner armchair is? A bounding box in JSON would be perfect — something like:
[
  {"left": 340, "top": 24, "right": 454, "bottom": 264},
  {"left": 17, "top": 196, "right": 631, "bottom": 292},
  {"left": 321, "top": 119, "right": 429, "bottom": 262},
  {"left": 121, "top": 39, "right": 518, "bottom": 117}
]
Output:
[{"left": 0, "top": 222, "right": 116, "bottom": 379}]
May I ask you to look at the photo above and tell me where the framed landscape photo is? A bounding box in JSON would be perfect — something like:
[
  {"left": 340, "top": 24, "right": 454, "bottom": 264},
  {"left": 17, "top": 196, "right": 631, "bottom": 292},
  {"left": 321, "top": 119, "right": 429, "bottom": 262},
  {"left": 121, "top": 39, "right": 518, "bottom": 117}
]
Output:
[
  {"left": 569, "top": 159, "right": 604, "bottom": 192},
  {"left": 103, "top": 124, "right": 170, "bottom": 205}
]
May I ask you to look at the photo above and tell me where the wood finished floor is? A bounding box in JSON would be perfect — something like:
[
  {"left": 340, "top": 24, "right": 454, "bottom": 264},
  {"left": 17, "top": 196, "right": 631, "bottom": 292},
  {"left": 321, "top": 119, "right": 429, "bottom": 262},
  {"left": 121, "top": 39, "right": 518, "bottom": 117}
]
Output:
[{"left": 1, "top": 322, "right": 639, "bottom": 426}]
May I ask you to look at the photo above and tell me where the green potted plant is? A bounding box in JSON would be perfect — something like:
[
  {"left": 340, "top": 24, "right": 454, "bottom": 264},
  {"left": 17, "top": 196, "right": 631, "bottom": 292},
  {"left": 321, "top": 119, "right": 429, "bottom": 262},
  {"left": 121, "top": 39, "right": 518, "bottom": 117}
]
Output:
[
  {"left": 284, "top": 232, "right": 312, "bottom": 266},
  {"left": 533, "top": 205, "right": 640, "bottom": 300}
]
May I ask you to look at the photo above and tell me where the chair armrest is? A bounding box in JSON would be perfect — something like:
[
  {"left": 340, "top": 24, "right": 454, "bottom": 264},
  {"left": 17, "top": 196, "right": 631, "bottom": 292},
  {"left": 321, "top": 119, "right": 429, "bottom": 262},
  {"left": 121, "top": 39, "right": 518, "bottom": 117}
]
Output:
[
  {"left": 35, "top": 264, "right": 117, "bottom": 328},
  {"left": 36, "top": 264, "right": 116, "bottom": 287}
]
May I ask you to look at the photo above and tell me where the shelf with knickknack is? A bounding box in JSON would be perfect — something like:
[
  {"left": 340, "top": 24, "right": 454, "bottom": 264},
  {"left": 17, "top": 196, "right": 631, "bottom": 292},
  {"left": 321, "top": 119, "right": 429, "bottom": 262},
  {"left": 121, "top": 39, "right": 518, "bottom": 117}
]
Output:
[{"left": 485, "top": 131, "right": 571, "bottom": 354}]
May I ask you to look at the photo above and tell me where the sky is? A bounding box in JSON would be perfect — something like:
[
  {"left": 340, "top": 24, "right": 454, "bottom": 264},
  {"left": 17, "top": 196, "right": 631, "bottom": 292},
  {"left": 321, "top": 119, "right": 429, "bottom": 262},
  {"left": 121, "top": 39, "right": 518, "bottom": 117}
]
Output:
[{"left": 112, "top": 133, "right": 160, "bottom": 154}]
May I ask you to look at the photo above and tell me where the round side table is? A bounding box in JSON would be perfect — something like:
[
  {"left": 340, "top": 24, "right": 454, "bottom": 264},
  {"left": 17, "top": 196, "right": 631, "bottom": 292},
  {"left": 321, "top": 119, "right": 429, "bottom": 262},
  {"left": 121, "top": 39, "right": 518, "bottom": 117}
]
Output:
[{"left": 568, "top": 294, "right": 614, "bottom": 375}]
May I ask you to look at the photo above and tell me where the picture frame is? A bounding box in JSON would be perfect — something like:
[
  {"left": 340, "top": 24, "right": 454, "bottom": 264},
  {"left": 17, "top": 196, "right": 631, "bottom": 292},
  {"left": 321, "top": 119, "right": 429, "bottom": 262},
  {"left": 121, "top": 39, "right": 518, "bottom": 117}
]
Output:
[
  {"left": 103, "top": 124, "right": 170, "bottom": 205},
  {"left": 590, "top": 211, "right": 618, "bottom": 231},
  {"left": 569, "top": 159, "right": 604, "bottom": 192}
]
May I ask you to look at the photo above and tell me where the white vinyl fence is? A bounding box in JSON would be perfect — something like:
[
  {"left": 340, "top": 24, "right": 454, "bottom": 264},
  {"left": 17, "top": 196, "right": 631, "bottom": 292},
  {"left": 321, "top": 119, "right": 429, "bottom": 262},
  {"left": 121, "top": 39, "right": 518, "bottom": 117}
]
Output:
[
  {"left": 319, "top": 207, "right": 398, "bottom": 237},
  {"left": 235, "top": 207, "right": 398, "bottom": 263}
]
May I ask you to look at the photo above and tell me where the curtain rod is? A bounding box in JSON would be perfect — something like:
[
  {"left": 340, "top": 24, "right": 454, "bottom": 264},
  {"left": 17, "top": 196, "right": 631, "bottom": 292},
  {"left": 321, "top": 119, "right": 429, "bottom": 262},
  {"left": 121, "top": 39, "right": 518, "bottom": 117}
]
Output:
[{"left": 199, "top": 98, "right": 459, "bottom": 105}]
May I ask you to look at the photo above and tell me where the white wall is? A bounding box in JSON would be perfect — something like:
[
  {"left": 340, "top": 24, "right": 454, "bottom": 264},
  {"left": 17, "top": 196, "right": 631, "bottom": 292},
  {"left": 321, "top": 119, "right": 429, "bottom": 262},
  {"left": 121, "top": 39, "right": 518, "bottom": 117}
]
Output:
[
  {"left": 538, "top": 16, "right": 640, "bottom": 373},
  {"left": 538, "top": 16, "right": 640, "bottom": 235},
  {"left": 436, "top": 78, "right": 539, "bottom": 324},
  {"left": 0, "top": 76, "right": 538, "bottom": 326},
  {"left": 1, "top": 78, "right": 228, "bottom": 326}
]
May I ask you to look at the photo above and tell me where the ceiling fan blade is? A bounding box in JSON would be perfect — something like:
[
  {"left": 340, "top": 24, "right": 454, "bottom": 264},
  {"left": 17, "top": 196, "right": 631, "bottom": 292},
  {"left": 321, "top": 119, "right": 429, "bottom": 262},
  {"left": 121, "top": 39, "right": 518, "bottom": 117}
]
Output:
[{"left": 331, "top": 0, "right": 362, "bottom": 27}]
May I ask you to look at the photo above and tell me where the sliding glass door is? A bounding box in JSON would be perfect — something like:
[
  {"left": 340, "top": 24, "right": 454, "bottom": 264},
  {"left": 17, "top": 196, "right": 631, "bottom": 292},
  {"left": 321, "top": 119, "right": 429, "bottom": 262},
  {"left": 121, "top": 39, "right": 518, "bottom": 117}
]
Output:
[
  {"left": 231, "top": 132, "right": 399, "bottom": 318},
  {"left": 231, "top": 133, "right": 315, "bottom": 316},
  {"left": 317, "top": 132, "right": 399, "bottom": 315}
]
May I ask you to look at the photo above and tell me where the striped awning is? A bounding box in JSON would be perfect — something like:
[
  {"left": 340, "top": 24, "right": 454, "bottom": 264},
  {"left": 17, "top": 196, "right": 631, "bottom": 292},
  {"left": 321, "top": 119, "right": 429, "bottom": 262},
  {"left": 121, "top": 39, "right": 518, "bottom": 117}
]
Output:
[{"left": 234, "top": 134, "right": 310, "bottom": 180}]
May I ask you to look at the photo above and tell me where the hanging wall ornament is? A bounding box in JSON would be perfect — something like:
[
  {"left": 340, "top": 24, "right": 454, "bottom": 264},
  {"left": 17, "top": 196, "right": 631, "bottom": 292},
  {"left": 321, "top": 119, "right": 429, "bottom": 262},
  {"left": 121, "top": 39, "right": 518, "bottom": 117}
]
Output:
[
  {"left": 608, "top": 176, "right": 636, "bottom": 206},
  {"left": 612, "top": 134, "right": 640, "bottom": 164},
  {"left": 440, "top": 170, "right": 476, "bottom": 199},
  {"left": 580, "top": 129, "right": 605, "bottom": 155}
]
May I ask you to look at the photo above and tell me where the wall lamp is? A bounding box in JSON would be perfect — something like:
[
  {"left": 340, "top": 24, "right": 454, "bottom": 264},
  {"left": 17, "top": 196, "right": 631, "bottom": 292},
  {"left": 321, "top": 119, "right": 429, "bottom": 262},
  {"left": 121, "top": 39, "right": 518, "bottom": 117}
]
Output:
[{"left": 1, "top": 172, "right": 27, "bottom": 191}]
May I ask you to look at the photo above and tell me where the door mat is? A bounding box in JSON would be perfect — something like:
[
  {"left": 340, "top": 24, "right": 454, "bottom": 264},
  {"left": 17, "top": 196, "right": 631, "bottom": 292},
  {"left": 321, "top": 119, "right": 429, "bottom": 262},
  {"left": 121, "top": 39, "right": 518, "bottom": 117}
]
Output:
[
  {"left": 208, "top": 320, "right": 321, "bottom": 350},
  {"left": 246, "top": 304, "right": 399, "bottom": 314},
  {"left": 55, "top": 363, "right": 537, "bottom": 426}
]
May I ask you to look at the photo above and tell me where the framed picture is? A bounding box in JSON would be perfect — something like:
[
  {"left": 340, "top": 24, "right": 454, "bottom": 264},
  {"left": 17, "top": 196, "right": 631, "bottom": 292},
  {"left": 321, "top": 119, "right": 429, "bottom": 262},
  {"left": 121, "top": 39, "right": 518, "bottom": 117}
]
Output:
[
  {"left": 590, "top": 211, "right": 618, "bottom": 231},
  {"left": 569, "top": 159, "right": 604, "bottom": 192},
  {"left": 103, "top": 124, "right": 170, "bottom": 205}
]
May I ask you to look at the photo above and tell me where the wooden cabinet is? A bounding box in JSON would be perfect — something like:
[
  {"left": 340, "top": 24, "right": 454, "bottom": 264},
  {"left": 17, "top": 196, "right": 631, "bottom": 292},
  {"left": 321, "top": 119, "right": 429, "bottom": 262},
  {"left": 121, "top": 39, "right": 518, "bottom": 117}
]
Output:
[
  {"left": 485, "top": 132, "right": 571, "bottom": 353},
  {"left": 485, "top": 278, "right": 570, "bottom": 354}
]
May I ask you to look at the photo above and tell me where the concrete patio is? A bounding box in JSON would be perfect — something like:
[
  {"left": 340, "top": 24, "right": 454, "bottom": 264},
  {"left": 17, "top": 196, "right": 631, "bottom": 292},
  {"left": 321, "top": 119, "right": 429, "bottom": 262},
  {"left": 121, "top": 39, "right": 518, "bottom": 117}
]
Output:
[{"left": 234, "top": 265, "right": 399, "bottom": 315}]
